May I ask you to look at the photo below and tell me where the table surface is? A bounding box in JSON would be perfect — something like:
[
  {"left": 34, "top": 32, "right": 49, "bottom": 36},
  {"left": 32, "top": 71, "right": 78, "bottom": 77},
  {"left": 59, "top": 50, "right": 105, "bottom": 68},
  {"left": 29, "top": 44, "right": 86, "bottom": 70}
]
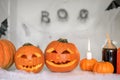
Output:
[{"left": 0, "top": 66, "right": 120, "bottom": 80}]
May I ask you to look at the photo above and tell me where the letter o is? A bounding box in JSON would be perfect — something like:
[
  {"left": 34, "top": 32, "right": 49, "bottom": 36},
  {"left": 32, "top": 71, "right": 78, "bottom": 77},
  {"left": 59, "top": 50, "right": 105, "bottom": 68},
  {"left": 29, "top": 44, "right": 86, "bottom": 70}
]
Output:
[{"left": 57, "top": 9, "right": 68, "bottom": 20}]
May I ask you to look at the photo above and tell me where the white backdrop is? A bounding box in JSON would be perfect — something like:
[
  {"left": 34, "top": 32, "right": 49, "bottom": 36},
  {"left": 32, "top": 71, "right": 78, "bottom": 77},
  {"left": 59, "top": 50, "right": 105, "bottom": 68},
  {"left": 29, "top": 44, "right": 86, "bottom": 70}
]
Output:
[
  {"left": 0, "top": 0, "right": 8, "bottom": 23},
  {"left": 8, "top": 0, "right": 120, "bottom": 60}
]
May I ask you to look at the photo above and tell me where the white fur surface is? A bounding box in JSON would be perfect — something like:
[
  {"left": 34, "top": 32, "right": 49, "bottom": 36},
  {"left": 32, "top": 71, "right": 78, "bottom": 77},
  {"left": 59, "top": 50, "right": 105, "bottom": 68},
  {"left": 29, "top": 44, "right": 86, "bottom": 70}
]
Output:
[{"left": 0, "top": 66, "right": 120, "bottom": 80}]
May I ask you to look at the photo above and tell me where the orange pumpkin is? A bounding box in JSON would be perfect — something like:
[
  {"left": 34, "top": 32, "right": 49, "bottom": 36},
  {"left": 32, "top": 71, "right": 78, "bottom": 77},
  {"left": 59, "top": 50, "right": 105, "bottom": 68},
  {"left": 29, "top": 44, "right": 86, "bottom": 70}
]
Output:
[
  {"left": 93, "top": 61, "right": 114, "bottom": 73},
  {"left": 14, "top": 43, "right": 44, "bottom": 73},
  {"left": 80, "top": 58, "right": 97, "bottom": 71},
  {"left": 0, "top": 39, "right": 16, "bottom": 69},
  {"left": 45, "top": 38, "right": 80, "bottom": 72}
]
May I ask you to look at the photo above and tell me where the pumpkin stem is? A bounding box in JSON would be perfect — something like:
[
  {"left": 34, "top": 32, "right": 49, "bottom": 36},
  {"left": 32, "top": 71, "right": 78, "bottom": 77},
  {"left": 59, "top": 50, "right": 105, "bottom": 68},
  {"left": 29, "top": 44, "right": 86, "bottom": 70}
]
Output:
[
  {"left": 23, "top": 43, "right": 33, "bottom": 46},
  {"left": 58, "top": 38, "right": 68, "bottom": 43}
]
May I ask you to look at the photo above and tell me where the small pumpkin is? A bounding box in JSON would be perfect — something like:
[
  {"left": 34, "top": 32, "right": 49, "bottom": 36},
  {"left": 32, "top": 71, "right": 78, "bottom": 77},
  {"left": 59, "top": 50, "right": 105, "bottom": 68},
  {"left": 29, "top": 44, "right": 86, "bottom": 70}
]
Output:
[
  {"left": 45, "top": 38, "right": 80, "bottom": 72},
  {"left": 14, "top": 43, "right": 44, "bottom": 73},
  {"left": 80, "top": 58, "right": 97, "bottom": 71},
  {"left": 93, "top": 61, "right": 114, "bottom": 73},
  {"left": 0, "top": 39, "right": 16, "bottom": 69},
  {"left": 80, "top": 39, "right": 97, "bottom": 71}
]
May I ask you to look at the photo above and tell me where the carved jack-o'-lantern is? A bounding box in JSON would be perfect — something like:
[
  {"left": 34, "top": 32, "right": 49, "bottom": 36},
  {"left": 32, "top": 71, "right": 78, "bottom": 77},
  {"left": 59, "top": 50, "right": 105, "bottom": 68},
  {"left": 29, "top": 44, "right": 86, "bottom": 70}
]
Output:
[
  {"left": 45, "top": 38, "right": 80, "bottom": 72},
  {"left": 15, "top": 43, "right": 44, "bottom": 73}
]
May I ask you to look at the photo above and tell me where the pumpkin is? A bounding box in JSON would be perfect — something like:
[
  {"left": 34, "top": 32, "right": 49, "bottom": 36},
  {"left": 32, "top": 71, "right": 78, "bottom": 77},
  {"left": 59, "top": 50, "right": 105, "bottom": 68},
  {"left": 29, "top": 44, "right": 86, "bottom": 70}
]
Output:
[
  {"left": 14, "top": 43, "right": 44, "bottom": 73},
  {"left": 80, "top": 58, "right": 97, "bottom": 71},
  {"left": 45, "top": 38, "right": 80, "bottom": 72},
  {"left": 117, "top": 48, "right": 120, "bottom": 74},
  {"left": 80, "top": 39, "right": 97, "bottom": 71},
  {"left": 0, "top": 39, "right": 16, "bottom": 69},
  {"left": 93, "top": 61, "right": 114, "bottom": 73}
]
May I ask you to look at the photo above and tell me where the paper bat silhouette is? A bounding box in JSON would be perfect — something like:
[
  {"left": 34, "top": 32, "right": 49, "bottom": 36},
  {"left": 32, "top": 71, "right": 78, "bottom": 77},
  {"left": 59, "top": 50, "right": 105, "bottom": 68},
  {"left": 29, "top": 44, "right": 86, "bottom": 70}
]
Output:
[
  {"left": 0, "top": 19, "right": 8, "bottom": 37},
  {"left": 106, "top": 0, "right": 120, "bottom": 10}
]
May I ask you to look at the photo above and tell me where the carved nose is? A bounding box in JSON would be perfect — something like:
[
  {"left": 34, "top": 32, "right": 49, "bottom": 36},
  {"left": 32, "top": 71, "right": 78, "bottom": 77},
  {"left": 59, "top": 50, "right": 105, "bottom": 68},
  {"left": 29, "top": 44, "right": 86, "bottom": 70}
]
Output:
[
  {"left": 27, "top": 55, "right": 32, "bottom": 60},
  {"left": 56, "top": 56, "right": 60, "bottom": 59}
]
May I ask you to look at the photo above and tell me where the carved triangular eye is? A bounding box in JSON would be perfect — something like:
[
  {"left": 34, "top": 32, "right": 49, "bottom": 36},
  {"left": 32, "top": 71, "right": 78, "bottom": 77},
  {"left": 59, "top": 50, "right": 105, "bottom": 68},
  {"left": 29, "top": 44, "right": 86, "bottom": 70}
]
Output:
[
  {"left": 52, "top": 50, "right": 57, "bottom": 53},
  {"left": 32, "top": 54, "right": 37, "bottom": 58},
  {"left": 21, "top": 55, "right": 27, "bottom": 58},
  {"left": 62, "top": 50, "right": 70, "bottom": 54},
  {"left": 46, "top": 48, "right": 56, "bottom": 53}
]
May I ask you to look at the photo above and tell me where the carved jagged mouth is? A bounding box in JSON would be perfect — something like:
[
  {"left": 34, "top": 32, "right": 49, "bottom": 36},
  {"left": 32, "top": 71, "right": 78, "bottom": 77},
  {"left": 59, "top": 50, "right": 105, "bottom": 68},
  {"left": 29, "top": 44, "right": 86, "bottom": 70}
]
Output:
[
  {"left": 19, "top": 63, "right": 42, "bottom": 71},
  {"left": 51, "top": 61, "right": 71, "bottom": 64},
  {"left": 46, "top": 60, "right": 77, "bottom": 67}
]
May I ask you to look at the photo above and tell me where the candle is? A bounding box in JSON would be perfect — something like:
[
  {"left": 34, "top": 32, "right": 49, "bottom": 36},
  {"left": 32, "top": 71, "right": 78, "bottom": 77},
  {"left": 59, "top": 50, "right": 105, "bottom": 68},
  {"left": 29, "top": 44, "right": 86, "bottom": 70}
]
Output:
[
  {"left": 87, "top": 39, "right": 92, "bottom": 60},
  {"left": 88, "top": 39, "right": 90, "bottom": 51}
]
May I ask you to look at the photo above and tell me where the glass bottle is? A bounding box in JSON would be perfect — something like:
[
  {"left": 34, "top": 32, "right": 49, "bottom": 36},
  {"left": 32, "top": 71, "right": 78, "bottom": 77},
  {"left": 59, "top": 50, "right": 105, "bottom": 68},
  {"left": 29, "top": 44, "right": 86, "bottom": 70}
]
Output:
[{"left": 102, "top": 35, "right": 117, "bottom": 73}]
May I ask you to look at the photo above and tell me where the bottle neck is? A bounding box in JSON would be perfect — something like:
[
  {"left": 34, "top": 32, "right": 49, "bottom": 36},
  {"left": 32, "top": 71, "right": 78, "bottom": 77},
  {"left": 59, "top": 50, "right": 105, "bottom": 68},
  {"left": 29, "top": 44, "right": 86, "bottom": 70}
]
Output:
[{"left": 103, "top": 40, "right": 117, "bottom": 49}]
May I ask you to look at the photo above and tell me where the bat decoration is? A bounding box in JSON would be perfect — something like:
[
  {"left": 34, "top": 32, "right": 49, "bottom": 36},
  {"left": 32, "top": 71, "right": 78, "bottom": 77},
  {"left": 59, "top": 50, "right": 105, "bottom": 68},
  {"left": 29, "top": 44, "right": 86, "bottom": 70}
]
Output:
[
  {"left": 0, "top": 19, "right": 8, "bottom": 37},
  {"left": 106, "top": 0, "right": 120, "bottom": 10}
]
